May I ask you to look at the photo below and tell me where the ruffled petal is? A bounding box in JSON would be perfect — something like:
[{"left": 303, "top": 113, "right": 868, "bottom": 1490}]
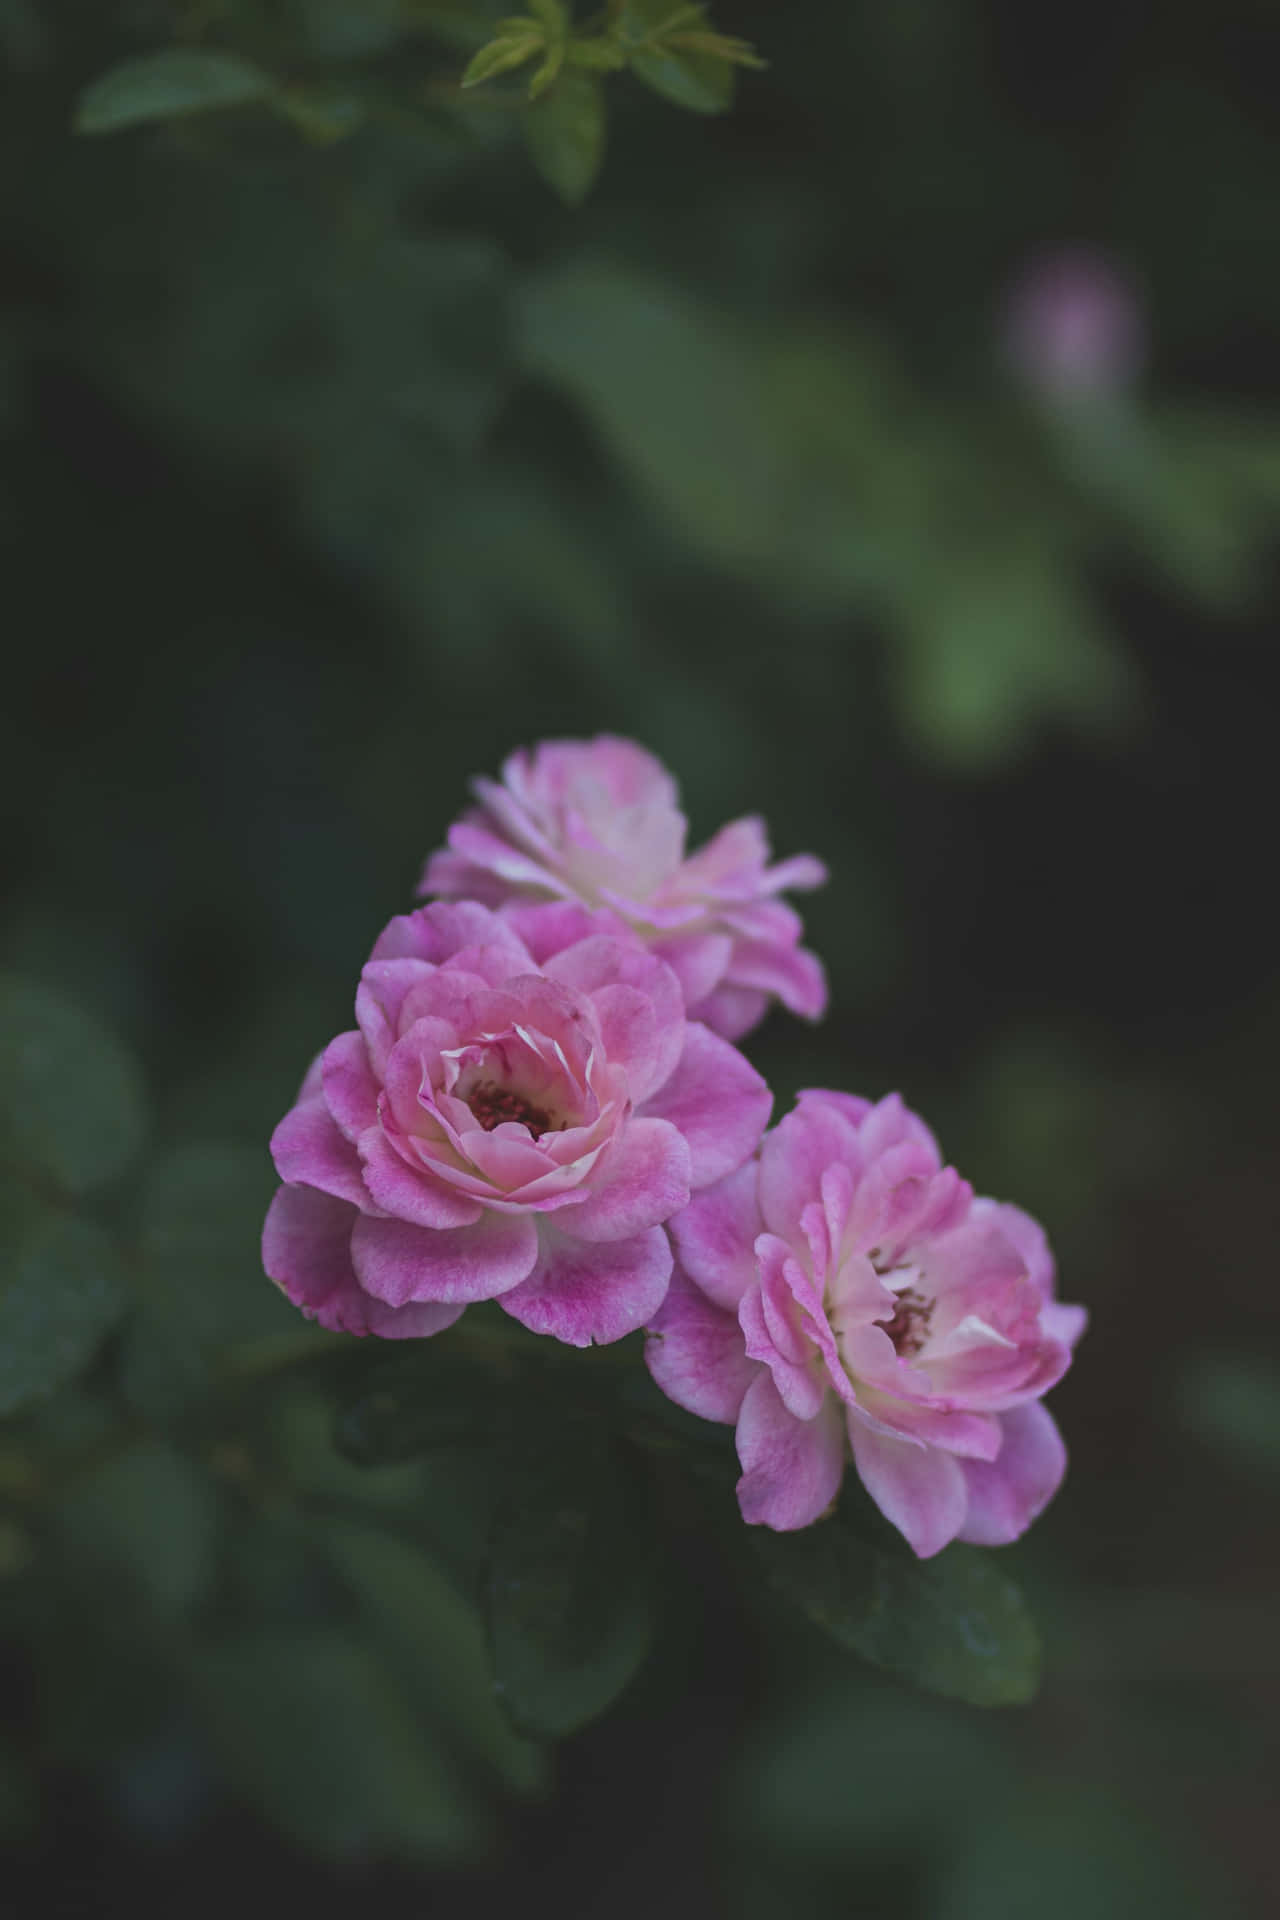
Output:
[
  {"left": 557, "top": 1118, "right": 691, "bottom": 1243},
  {"left": 640, "top": 1023, "right": 771, "bottom": 1189},
  {"left": 847, "top": 1417, "right": 968, "bottom": 1558},
  {"left": 350, "top": 1209, "right": 539, "bottom": 1307},
  {"left": 735, "top": 1374, "right": 846, "bottom": 1531},
  {"left": 645, "top": 1264, "right": 759, "bottom": 1422},
  {"left": 357, "top": 1127, "right": 485, "bottom": 1229},
  {"left": 668, "top": 1160, "right": 763, "bottom": 1312},
  {"left": 958, "top": 1401, "right": 1068, "bottom": 1546},
  {"left": 270, "top": 1099, "right": 372, "bottom": 1211},
  {"left": 499, "top": 1223, "right": 673, "bottom": 1347},
  {"left": 262, "top": 1185, "right": 462, "bottom": 1339}
]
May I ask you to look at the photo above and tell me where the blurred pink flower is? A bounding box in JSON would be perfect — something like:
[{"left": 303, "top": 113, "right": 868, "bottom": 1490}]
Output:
[
  {"left": 647, "top": 1090, "right": 1085, "bottom": 1555},
  {"left": 1003, "top": 250, "right": 1144, "bottom": 399},
  {"left": 263, "top": 902, "right": 770, "bottom": 1348},
  {"left": 420, "top": 735, "right": 828, "bottom": 1042}
]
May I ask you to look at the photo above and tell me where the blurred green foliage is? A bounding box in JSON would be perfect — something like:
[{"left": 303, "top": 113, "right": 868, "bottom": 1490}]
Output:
[{"left": 2, "top": 1, "right": 1278, "bottom": 1916}]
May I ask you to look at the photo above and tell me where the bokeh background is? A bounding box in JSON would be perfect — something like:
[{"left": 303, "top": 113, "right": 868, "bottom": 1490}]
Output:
[{"left": 3, "top": 3, "right": 1278, "bottom": 1915}]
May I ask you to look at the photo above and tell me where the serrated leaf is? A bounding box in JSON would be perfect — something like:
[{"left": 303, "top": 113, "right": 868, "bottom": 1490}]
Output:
[
  {"left": 524, "top": 70, "right": 605, "bottom": 204},
  {"left": 750, "top": 1498, "right": 1041, "bottom": 1707},
  {"left": 0, "top": 975, "right": 147, "bottom": 1196},
  {"left": 0, "top": 1177, "right": 127, "bottom": 1415},
  {"left": 74, "top": 50, "right": 274, "bottom": 135},
  {"left": 486, "top": 1437, "right": 652, "bottom": 1737},
  {"left": 321, "top": 1519, "right": 546, "bottom": 1792},
  {"left": 189, "top": 1632, "right": 484, "bottom": 1862},
  {"left": 461, "top": 30, "right": 544, "bottom": 88}
]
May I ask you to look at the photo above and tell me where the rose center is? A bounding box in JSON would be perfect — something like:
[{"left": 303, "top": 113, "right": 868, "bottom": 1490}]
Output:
[
  {"left": 882, "top": 1286, "right": 934, "bottom": 1358},
  {"left": 465, "top": 1080, "right": 559, "bottom": 1139}
]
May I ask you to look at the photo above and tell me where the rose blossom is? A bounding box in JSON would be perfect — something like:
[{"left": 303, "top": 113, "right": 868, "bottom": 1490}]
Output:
[
  {"left": 647, "top": 1090, "right": 1085, "bottom": 1556},
  {"left": 262, "top": 902, "right": 770, "bottom": 1348},
  {"left": 419, "top": 735, "right": 827, "bottom": 1042}
]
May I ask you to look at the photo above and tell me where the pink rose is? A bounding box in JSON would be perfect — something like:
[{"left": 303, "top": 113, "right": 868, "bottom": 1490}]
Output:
[
  {"left": 262, "top": 903, "right": 771, "bottom": 1348},
  {"left": 419, "top": 735, "right": 828, "bottom": 1042},
  {"left": 647, "top": 1090, "right": 1085, "bottom": 1556}
]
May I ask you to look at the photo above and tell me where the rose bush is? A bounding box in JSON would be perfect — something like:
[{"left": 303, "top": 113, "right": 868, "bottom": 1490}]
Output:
[
  {"left": 646, "top": 1090, "right": 1085, "bottom": 1555},
  {"left": 262, "top": 902, "right": 770, "bottom": 1347},
  {"left": 420, "top": 735, "right": 827, "bottom": 1040}
]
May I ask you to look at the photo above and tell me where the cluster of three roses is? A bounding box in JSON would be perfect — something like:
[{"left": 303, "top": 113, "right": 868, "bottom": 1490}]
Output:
[{"left": 263, "top": 738, "right": 1083, "bottom": 1558}]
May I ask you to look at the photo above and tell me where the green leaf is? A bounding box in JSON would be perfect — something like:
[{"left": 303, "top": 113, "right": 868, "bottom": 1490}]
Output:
[
  {"left": 120, "top": 1142, "right": 311, "bottom": 1421},
  {"left": 527, "top": 40, "right": 566, "bottom": 100},
  {"left": 0, "top": 975, "right": 147, "bottom": 1196},
  {"left": 486, "top": 1437, "right": 652, "bottom": 1737},
  {"left": 189, "top": 1632, "right": 484, "bottom": 1862},
  {"left": 461, "top": 30, "right": 545, "bottom": 89},
  {"left": 750, "top": 1497, "right": 1041, "bottom": 1707},
  {"left": 0, "top": 1177, "right": 127, "bottom": 1416},
  {"left": 524, "top": 70, "right": 605, "bottom": 204},
  {"left": 51, "top": 1442, "right": 217, "bottom": 1624},
  {"left": 321, "top": 1519, "right": 547, "bottom": 1792},
  {"left": 335, "top": 1351, "right": 498, "bottom": 1466},
  {"left": 74, "top": 50, "right": 275, "bottom": 135},
  {"left": 623, "top": 1, "right": 735, "bottom": 113}
]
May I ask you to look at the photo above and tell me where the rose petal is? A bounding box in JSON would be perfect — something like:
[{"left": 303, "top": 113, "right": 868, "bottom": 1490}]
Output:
[
  {"left": 669, "top": 1159, "right": 763, "bottom": 1312},
  {"left": 847, "top": 1416, "right": 968, "bottom": 1558},
  {"left": 350, "top": 1208, "right": 539, "bottom": 1307},
  {"left": 757, "top": 1096, "right": 862, "bottom": 1245},
  {"left": 499, "top": 1223, "right": 673, "bottom": 1347},
  {"left": 357, "top": 1127, "right": 485, "bottom": 1229},
  {"left": 270, "top": 1099, "right": 372, "bottom": 1211},
  {"left": 640, "top": 1023, "right": 771, "bottom": 1189},
  {"left": 262, "top": 1185, "right": 462, "bottom": 1339},
  {"left": 645, "top": 1264, "right": 759, "bottom": 1422},
  {"left": 735, "top": 1374, "right": 846, "bottom": 1531},
  {"left": 958, "top": 1401, "right": 1068, "bottom": 1546},
  {"left": 322, "top": 1030, "right": 380, "bottom": 1142},
  {"left": 557, "top": 1117, "right": 691, "bottom": 1243}
]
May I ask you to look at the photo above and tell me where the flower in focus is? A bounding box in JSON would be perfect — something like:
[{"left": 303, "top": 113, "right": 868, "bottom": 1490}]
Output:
[
  {"left": 419, "top": 735, "right": 828, "bottom": 1042},
  {"left": 647, "top": 1090, "right": 1085, "bottom": 1555},
  {"left": 262, "top": 902, "right": 770, "bottom": 1348},
  {"left": 1002, "top": 249, "right": 1145, "bottom": 401}
]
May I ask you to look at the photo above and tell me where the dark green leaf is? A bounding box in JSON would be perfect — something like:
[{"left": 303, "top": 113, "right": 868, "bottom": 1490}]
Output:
[
  {"left": 189, "top": 1632, "right": 484, "bottom": 1862},
  {"left": 524, "top": 70, "right": 605, "bottom": 205},
  {"left": 0, "top": 975, "right": 147, "bottom": 1195},
  {"left": 321, "top": 1519, "right": 547, "bottom": 1792},
  {"left": 623, "top": 1, "right": 735, "bottom": 113},
  {"left": 486, "top": 1437, "right": 652, "bottom": 1736},
  {"left": 461, "top": 31, "right": 544, "bottom": 89},
  {"left": 750, "top": 1497, "right": 1041, "bottom": 1707},
  {"left": 0, "top": 1177, "right": 127, "bottom": 1415},
  {"left": 74, "top": 50, "right": 274, "bottom": 135},
  {"left": 51, "top": 1442, "right": 217, "bottom": 1624},
  {"left": 335, "top": 1353, "right": 497, "bottom": 1466},
  {"left": 121, "top": 1142, "right": 314, "bottom": 1421}
]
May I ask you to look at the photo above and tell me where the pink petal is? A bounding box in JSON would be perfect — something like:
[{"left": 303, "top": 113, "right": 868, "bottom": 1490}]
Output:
[
  {"left": 355, "top": 958, "right": 437, "bottom": 1073},
  {"left": 847, "top": 1418, "right": 968, "bottom": 1558},
  {"left": 499, "top": 1223, "right": 673, "bottom": 1347},
  {"left": 645, "top": 1264, "right": 759, "bottom": 1422},
  {"left": 270, "top": 1099, "right": 372, "bottom": 1212},
  {"left": 668, "top": 1160, "right": 763, "bottom": 1312},
  {"left": 357, "top": 1127, "right": 484, "bottom": 1229},
  {"left": 735, "top": 1374, "right": 846, "bottom": 1531},
  {"left": 544, "top": 939, "right": 684, "bottom": 1083},
  {"left": 498, "top": 900, "right": 625, "bottom": 963},
  {"left": 650, "top": 932, "right": 734, "bottom": 1008},
  {"left": 588, "top": 982, "right": 683, "bottom": 1105},
  {"left": 757, "top": 1097, "right": 861, "bottom": 1245},
  {"left": 739, "top": 1284, "right": 826, "bottom": 1420},
  {"left": 958, "top": 1401, "right": 1068, "bottom": 1546},
  {"left": 445, "top": 819, "right": 571, "bottom": 897},
  {"left": 262, "top": 1185, "right": 462, "bottom": 1339},
  {"left": 761, "top": 852, "right": 827, "bottom": 893},
  {"left": 640, "top": 1023, "right": 771, "bottom": 1190},
  {"left": 723, "top": 941, "right": 827, "bottom": 1021},
  {"left": 688, "top": 984, "right": 770, "bottom": 1042},
  {"left": 557, "top": 1118, "right": 691, "bottom": 1243},
  {"left": 350, "top": 1209, "right": 539, "bottom": 1307},
  {"left": 322, "top": 1030, "right": 380, "bottom": 1142}
]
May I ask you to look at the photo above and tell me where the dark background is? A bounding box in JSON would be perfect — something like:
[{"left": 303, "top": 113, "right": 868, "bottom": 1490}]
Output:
[{"left": 2, "top": 3, "right": 1277, "bottom": 1915}]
